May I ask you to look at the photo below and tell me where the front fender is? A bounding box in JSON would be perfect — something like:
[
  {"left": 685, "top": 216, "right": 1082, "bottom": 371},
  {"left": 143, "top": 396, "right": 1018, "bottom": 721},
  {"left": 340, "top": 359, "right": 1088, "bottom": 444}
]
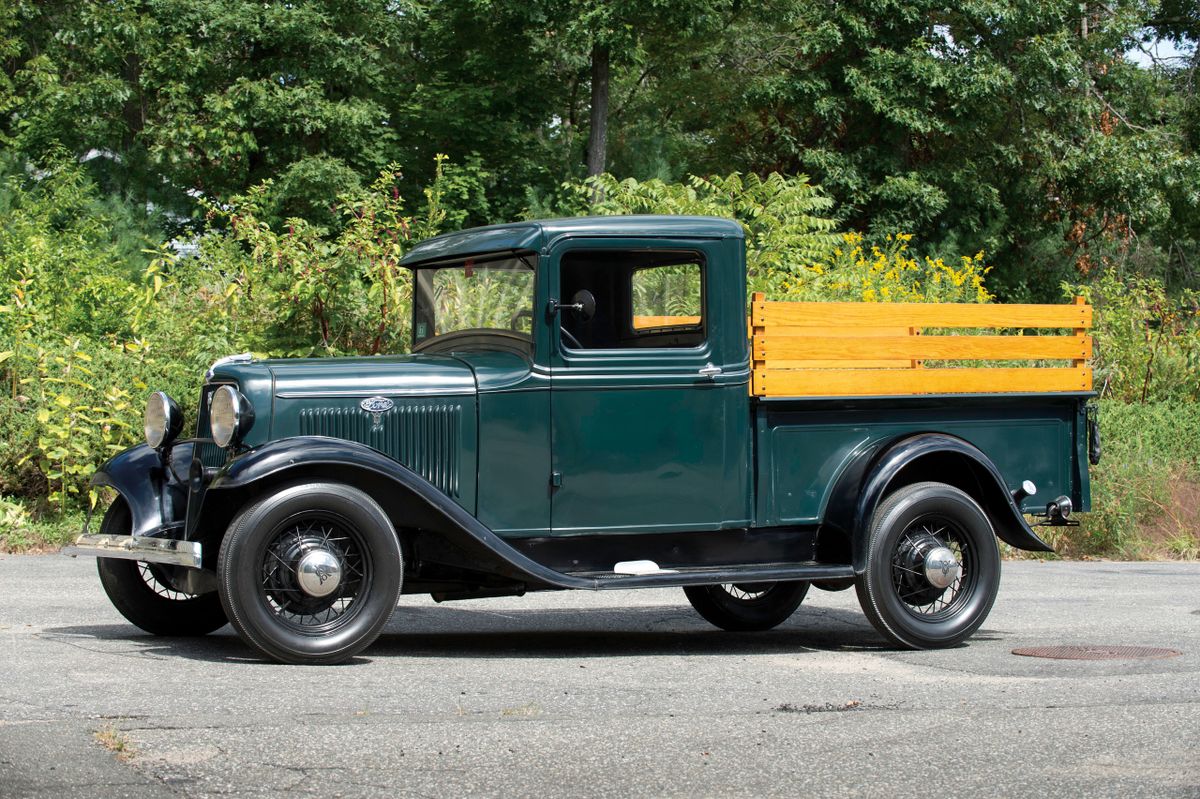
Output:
[
  {"left": 197, "top": 436, "right": 593, "bottom": 590},
  {"left": 90, "top": 443, "right": 194, "bottom": 537},
  {"left": 838, "top": 433, "right": 1054, "bottom": 574}
]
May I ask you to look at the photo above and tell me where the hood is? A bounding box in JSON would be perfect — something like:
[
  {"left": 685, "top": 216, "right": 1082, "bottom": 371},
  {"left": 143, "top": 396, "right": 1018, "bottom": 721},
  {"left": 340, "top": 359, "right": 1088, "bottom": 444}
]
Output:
[
  {"left": 207, "top": 353, "right": 480, "bottom": 510},
  {"left": 261, "top": 354, "right": 477, "bottom": 398}
]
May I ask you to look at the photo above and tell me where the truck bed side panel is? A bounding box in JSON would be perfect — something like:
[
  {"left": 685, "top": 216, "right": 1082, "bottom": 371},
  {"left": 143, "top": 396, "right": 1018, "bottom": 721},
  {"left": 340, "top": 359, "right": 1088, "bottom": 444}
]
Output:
[{"left": 754, "top": 393, "right": 1092, "bottom": 528}]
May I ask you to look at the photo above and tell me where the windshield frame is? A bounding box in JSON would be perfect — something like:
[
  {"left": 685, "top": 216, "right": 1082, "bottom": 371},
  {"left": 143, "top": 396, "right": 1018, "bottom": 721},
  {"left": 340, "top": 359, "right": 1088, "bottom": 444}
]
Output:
[{"left": 410, "top": 251, "right": 539, "bottom": 353}]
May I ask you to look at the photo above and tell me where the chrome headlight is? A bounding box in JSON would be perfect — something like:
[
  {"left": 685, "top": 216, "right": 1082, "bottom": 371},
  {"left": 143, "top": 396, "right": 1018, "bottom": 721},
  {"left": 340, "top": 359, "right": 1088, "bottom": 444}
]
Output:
[
  {"left": 144, "top": 391, "right": 183, "bottom": 450},
  {"left": 209, "top": 385, "right": 254, "bottom": 449}
]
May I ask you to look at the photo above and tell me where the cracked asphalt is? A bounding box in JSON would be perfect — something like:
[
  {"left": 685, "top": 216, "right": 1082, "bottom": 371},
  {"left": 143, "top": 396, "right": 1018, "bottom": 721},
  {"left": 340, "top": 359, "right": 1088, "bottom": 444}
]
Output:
[{"left": 1, "top": 555, "right": 1197, "bottom": 798}]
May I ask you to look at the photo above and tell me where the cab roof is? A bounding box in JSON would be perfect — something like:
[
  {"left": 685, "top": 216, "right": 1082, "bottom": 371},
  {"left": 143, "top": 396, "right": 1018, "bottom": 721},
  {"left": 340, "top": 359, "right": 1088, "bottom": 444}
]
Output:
[{"left": 399, "top": 215, "right": 745, "bottom": 268}]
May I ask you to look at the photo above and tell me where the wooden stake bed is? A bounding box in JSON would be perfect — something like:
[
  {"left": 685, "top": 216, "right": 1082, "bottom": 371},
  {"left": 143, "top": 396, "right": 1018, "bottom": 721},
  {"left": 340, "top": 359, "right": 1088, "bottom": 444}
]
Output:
[{"left": 749, "top": 293, "right": 1093, "bottom": 397}]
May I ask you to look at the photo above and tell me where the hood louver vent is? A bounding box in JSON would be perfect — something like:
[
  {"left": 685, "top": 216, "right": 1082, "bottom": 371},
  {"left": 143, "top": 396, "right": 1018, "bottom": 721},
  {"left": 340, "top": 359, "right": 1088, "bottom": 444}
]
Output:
[{"left": 298, "top": 403, "right": 463, "bottom": 498}]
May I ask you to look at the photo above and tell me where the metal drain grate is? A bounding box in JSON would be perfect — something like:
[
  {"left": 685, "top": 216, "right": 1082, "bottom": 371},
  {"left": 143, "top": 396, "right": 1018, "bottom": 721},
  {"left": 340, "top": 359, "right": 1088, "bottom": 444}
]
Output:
[{"left": 1012, "top": 645, "right": 1182, "bottom": 660}]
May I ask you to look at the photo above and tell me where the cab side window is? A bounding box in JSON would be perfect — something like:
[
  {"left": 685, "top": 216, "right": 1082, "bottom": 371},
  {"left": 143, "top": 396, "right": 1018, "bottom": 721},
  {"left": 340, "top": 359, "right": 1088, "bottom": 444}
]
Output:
[
  {"left": 632, "top": 263, "right": 702, "bottom": 332},
  {"left": 559, "top": 250, "right": 705, "bottom": 350}
]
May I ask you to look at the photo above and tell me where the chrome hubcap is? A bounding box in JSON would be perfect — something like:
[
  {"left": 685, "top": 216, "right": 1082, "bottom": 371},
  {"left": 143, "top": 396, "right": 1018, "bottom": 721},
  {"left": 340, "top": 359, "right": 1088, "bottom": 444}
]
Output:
[
  {"left": 296, "top": 549, "right": 342, "bottom": 598},
  {"left": 923, "top": 545, "right": 961, "bottom": 589}
]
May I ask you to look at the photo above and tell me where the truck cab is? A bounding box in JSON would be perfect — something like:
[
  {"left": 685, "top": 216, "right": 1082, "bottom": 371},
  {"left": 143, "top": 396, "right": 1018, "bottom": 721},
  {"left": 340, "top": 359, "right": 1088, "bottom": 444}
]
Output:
[{"left": 66, "top": 216, "right": 1097, "bottom": 664}]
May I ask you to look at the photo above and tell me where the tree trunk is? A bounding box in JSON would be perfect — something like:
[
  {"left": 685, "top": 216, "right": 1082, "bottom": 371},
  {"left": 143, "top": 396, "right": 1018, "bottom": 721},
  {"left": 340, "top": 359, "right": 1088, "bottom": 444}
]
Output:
[{"left": 586, "top": 42, "right": 610, "bottom": 190}]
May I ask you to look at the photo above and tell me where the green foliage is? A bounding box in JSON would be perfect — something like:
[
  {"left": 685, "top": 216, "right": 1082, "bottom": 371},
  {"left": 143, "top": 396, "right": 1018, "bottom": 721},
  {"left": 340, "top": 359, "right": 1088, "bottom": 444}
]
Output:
[
  {"left": 0, "top": 495, "right": 31, "bottom": 546},
  {"left": 2, "top": 0, "right": 1200, "bottom": 304},
  {"left": 0, "top": 154, "right": 487, "bottom": 514},
  {"left": 194, "top": 154, "right": 487, "bottom": 356},
  {"left": 0, "top": 495, "right": 85, "bottom": 553},
  {"left": 1, "top": 1, "right": 410, "bottom": 223},
  {"left": 578, "top": 172, "right": 839, "bottom": 293},
  {"left": 1057, "top": 401, "right": 1200, "bottom": 558},
  {"left": 22, "top": 340, "right": 137, "bottom": 514},
  {"left": 771, "top": 232, "right": 993, "bottom": 304},
  {"left": 1066, "top": 268, "right": 1200, "bottom": 402}
]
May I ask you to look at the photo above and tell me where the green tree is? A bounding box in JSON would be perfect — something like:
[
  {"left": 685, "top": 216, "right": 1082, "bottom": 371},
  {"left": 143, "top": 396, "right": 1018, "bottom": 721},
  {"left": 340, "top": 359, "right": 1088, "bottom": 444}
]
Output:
[
  {"left": 612, "top": 0, "right": 1197, "bottom": 299},
  {"left": 1, "top": 1, "right": 410, "bottom": 227}
]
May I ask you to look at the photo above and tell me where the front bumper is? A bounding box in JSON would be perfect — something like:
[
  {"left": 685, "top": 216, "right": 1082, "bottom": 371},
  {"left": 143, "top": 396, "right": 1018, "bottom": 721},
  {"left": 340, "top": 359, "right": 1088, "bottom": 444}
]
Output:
[{"left": 63, "top": 533, "right": 202, "bottom": 568}]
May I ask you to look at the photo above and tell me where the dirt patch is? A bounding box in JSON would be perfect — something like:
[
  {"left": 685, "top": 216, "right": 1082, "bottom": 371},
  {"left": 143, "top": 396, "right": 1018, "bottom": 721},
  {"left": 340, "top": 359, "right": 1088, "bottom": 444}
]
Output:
[{"left": 1140, "top": 477, "right": 1200, "bottom": 559}]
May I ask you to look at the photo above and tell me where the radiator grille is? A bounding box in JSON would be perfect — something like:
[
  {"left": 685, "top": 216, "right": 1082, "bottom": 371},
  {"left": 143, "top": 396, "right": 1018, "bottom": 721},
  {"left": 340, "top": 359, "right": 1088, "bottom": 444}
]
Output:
[
  {"left": 195, "top": 383, "right": 228, "bottom": 467},
  {"left": 298, "top": 404, "right": 463, "bottom": 497}
]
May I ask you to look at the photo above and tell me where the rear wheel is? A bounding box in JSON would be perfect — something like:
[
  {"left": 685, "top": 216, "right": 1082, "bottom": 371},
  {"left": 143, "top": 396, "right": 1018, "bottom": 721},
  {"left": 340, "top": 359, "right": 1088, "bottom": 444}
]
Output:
[
  {"left": 856, "top": 481, "right": 1000, "bottom": 649},
  {"left": 684, "top": 581, "right": 809, "bottom": 632},
  {"left": 217, "top": 483, "right": 403, "bottom": 665},
  {"left": 95, "top": 501, "right": 227, "bottom": 636}
]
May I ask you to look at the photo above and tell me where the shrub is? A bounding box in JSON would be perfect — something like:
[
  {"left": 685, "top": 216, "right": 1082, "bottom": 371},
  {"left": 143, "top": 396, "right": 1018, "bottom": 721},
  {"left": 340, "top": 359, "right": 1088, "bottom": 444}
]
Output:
[
  {"left": 1066, "top": 268, "right": 1200, "bottom": 403},
  {"left": 769, "top": 232, "right": 993, "bottom": 305},
  {"left": 1050, "top": 401, "right": 1200, "bottom": 558},
  {"left": 0, "top": 153, "right": 485, "bottom": 513},
  {"left": 577, "top": 172, "right": 840, "bottom": 296}
]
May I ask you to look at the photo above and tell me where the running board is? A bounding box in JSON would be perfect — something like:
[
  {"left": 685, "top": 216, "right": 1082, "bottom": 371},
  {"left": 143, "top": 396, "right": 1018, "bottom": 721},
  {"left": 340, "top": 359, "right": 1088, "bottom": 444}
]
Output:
[{"left": 566, "top": 563, "right": 855, "bottom": 590}]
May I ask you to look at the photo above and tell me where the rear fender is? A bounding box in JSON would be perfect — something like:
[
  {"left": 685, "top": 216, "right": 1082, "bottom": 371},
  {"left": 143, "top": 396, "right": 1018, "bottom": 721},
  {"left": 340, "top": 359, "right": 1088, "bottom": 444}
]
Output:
[{"left": 829, "top": 433, "right": 1054, "bottom": 574}]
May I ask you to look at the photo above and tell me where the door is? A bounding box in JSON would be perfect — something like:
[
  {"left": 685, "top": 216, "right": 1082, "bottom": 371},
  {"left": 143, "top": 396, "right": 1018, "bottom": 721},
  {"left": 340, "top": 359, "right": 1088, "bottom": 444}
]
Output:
[{"left": 548, "top": 238, "right": 751, "bottom": 536}]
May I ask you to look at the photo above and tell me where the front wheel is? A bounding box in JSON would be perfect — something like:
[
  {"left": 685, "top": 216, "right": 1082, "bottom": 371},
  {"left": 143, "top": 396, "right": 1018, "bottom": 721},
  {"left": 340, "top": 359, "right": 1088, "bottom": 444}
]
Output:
[
  {"left": 684, "top": 581, "right": 809, "bottom": 632},
  {"left": 217, "top": 483, "right": 403, "bottom": 665},
  {"left": 95, "top": 501, "right": 227, "bottom": 636},
  {"left": 856, "top": 481, "right": 1000, "bottom": 649}
]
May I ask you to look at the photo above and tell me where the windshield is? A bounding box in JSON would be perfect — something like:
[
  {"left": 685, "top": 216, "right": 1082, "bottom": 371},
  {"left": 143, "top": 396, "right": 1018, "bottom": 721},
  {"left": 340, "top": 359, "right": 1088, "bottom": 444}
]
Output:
[{"left": 411, "top": 254, "right": 536, "bottom": 347}]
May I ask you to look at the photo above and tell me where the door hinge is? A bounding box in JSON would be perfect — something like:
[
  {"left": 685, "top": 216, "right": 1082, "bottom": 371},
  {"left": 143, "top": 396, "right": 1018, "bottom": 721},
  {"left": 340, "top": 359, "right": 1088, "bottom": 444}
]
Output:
[{"left": 550, "top": 471, "right": 563, "bottom": 487}]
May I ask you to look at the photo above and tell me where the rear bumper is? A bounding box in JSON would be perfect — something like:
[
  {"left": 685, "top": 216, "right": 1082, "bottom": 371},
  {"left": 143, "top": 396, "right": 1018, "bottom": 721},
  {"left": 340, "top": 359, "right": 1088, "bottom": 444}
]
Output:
[{"left": 62, "top": 533, "right": 202, "bottom": 568}]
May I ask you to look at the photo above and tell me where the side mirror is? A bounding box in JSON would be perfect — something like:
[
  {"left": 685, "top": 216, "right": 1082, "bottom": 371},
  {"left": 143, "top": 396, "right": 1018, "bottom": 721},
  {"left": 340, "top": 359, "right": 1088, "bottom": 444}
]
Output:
[
  {"left": 571, "top": 289, "right": 596, "bottom": 322},
  {"left": 547, "top": 290, "right": 598, "bottom": 321}
]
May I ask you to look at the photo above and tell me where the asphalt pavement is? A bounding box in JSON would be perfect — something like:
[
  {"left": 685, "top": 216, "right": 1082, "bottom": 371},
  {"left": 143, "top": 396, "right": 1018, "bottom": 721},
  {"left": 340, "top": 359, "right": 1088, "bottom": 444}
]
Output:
[{"left": 1, "top": 555, "right": 1197, "bottom": 798}]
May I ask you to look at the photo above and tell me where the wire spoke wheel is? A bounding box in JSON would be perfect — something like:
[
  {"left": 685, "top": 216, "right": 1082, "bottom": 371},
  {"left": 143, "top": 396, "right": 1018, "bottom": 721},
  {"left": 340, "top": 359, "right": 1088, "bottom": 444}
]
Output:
[
  {"left": 95, "top": 500, "right": 227, "bottom": 637},
  {"left": 218, "top": 483, "right": 402, "bottom": 665},
  {"left": 889, "top": 518, "right": 975, "bottom": 620},
  {"left": 857, "top": 481, "right": 1000, "bottom": 649},
  {"left": 258, "top": 515, "right": 372, "bottom": 634},
  {"left": 684, "top": 580, "right": 809, "bottom": 632},
  {"left": 722, "top": 582, "right": 777, "bottom": 602},
  {"left": 137, "top": 562, "right": 198, "bottom": 602}
]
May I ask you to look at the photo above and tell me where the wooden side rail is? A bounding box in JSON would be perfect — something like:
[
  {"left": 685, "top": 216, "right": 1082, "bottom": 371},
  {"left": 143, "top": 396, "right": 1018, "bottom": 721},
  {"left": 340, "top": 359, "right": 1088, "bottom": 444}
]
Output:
[
  {"left": 750, "top": 293, "right": 1093, "bottom": 397},
  {"left": 633, "top": 315, "right": 702, "bottom": 329}
]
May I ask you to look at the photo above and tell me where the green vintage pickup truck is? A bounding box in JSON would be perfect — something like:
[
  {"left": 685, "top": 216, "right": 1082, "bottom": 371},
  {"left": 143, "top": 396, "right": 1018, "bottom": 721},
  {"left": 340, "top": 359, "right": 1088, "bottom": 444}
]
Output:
[{"left": 66, "top": 216, "right": 1099, "bottom": 664}]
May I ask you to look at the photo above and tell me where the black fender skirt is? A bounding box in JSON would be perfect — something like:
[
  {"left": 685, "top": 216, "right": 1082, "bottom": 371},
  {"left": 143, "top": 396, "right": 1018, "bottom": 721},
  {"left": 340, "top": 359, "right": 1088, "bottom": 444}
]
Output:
[
  {"left": 90, "top": 443, "right": 193, "bottom": 538},
  {"left": 837, "top": 432, "right": 1054, "bottom": 573},
  {"left": 202, "top": 437, "right": 607, "bottom": 590}
]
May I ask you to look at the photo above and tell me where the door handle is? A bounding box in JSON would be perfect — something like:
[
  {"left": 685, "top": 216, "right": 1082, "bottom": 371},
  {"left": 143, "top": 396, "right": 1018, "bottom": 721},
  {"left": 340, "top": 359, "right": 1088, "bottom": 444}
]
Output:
[{"left": 698, "top": 363, "right": 722, "bottom": 380}]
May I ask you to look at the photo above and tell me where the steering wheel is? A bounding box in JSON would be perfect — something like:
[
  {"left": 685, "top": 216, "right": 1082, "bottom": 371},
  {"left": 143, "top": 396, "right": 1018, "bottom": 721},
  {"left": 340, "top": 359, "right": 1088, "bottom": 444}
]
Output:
[
  {"left": 412, "top": 328, "right": 532, "bottom": 356},
  {"left": 560, "top": 326, "right": 583, "bottom": 349},
  {"left": 509, "top": 308, "right": 534, "bottom": 333}
]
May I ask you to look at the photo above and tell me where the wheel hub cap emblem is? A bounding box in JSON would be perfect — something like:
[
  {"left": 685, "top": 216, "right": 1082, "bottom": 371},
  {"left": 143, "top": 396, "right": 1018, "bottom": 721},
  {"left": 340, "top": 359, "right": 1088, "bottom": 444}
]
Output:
[
  {"left": 297, "top": 549, "right": 342, "bottom": 598},
  {"left": 923, "top": 546, "right": 961, "bottom": 589}
]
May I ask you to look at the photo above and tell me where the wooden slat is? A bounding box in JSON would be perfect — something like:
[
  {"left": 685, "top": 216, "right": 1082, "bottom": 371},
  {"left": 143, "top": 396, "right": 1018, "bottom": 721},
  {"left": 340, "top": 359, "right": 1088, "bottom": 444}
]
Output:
[
  {"left": 770, "top": 359, "right": 914, "bottom": 369},
  {"left": 754, "top": 334, "right": 1093, "bottom": 362},
  {"left": 752, "top": 367, "right": 1093, "bottom": 397},
  {"left": 750, "top": 293, "right": 766, "bottom": 395},
  {"left": 752, "top": 301, "right": 1092, "bottom": 329},
  {"left": 1071, "top": 296, "right": 1088, "bottom": 369},
  {"left": 769, "top": 325, "right": 915, "bottom": 337},
  {"left": 633, "top": 314, "right": 701, "bottom": 329}
]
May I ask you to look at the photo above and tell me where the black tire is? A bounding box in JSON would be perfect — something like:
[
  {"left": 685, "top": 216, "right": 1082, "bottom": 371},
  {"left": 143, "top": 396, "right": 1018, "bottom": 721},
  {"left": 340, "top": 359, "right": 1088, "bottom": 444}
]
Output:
[
  {"left": 95, "top": 501, "right": 227, "bottom": 636},
  {"left": 217, "top": 482, "right": 403, "bottom": 665},
  {"left": 684, "top": 581, "right": 809, "bottom": 632},
  {"left": 855, "top": 481, "right": 1000, "bottom": 649}
]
